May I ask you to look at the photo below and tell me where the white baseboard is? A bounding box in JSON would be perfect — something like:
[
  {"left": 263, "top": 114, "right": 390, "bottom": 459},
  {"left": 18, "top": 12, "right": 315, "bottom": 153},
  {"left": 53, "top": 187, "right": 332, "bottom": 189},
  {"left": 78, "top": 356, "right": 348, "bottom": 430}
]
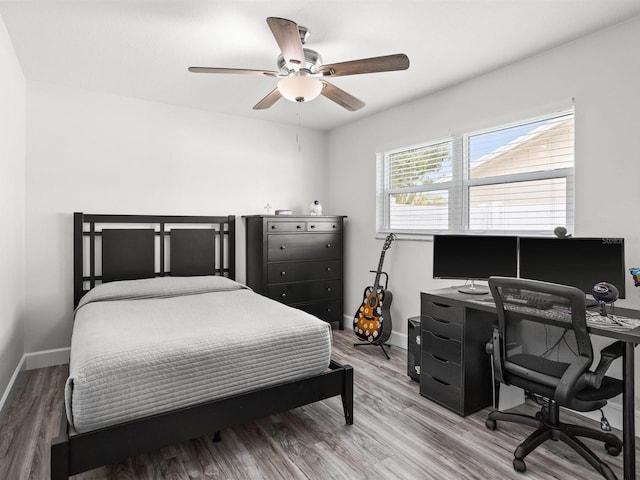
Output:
[
  {"left": 0, "top": 347, "right": 70, "bottom": 423},
  {"left": 388, "top": 330, "right": 407, "bottom": 349},
  {"left": 24, "top": 347, "right": 70, "bottom": 370},
  {"left": 0, "top": 354, "right": 26, "bottom": 422}
]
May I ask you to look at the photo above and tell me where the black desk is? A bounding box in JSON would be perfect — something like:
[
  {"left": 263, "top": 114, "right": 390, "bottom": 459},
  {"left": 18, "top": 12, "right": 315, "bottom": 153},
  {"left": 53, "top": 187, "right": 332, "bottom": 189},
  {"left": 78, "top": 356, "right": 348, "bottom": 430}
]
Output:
[{"left": 421, "top": 288, "right": 640, "bottom": 480}]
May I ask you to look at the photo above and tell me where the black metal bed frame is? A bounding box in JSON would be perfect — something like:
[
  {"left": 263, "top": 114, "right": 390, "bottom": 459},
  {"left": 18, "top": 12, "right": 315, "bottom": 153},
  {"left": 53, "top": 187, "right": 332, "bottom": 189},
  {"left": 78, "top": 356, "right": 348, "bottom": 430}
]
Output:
[{"left": 51, "top": 212, "right": 354, "bottom": 479}]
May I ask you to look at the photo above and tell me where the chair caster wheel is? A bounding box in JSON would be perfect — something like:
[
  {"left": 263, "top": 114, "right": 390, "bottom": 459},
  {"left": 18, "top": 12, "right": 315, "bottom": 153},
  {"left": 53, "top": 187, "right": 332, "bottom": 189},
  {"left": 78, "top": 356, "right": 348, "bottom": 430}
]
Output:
[
  {"left": 513, "top": 458, "right": 526, "bottom": 473},
  {"left": 605, "top": 443, "right": 621, "bottom": 456},
  {"left": 485, "top": 418, "right": 497, "bottom": 430}
]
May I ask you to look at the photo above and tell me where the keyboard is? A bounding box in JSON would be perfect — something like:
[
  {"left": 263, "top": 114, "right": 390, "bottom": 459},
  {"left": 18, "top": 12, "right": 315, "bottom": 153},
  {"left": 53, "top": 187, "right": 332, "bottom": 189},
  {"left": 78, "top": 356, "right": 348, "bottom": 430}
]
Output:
[
  {"left": 478, "top": 294, "right": 598, "bottom": 308},
  {"left": 473, "top": 294, "right": 640, "bottom": 331},
  {"left": 503, "top": 289, "right": 559, "bottom": 310},
  {"left": 586, "top": 311, "right": 640, "bottom": 330}
]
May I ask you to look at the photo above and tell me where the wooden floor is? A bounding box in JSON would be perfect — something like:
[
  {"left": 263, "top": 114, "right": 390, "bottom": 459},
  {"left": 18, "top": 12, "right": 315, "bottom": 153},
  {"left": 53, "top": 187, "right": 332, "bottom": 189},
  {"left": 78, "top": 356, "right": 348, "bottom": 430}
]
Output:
[{"left": 0, "top": 329, "right": 634, "bottom": 479}]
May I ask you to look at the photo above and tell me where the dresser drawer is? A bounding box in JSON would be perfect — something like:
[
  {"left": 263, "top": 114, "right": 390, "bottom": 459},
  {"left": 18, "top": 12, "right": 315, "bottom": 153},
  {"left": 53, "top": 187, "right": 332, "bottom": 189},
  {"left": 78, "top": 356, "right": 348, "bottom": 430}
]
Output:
[
  {"left": 422, "top": 330, "right": 461, "bottom": 364},
  {"left": 307, "top": 221, "right": 342, "bottom": 232},
  {"left": 421, "top": 315, "right": 462, "bottom": 341},
  {"left": 268, "top": 280, "right": 341, "bottom": 305},
  {"left": 421, "top": 352, "right": 462, "bottom": 388},
  {"left": 267, "top": 260, "right": 341, "bottom": 284},
  {"left": 421, "top": 298, "right": 464, "bottom": 325},
  {"left": 267, "top": 221, "right": 306, "bottom": 232},
  {"left": 267, "top": 233, "right": 341, "bottom": 261},
  {"left": 420, "top": 373, "right": 462, "bottom": 413},
  {"left": 298, "top": 299, "right": 342, "bottom": 323}
]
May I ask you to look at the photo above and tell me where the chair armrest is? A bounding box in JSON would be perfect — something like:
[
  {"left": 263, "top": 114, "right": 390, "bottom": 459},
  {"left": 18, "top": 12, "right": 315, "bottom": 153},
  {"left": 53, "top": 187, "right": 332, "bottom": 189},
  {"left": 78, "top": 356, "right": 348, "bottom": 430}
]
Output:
[
  {"left": 556, "top": 355, "right": 591, "bottom": 405},
  {"left": 485, "top": 327, "right": 505, "bottom": 384},
  {"left": 584, "top": 340, "right": 624, "bottom": 389}
]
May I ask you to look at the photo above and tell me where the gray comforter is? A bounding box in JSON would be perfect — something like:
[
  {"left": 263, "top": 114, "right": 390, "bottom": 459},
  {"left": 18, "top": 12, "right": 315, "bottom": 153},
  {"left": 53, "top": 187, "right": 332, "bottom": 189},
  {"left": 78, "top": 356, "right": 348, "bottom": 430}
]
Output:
[{"left": 66, "top": 276, "right": 332, "bottom": 433}]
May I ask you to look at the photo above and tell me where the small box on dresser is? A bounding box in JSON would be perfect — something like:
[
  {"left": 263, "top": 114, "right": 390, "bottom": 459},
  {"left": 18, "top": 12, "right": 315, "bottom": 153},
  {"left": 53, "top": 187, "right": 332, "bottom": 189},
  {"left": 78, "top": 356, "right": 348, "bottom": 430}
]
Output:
[{"left": 244, "top": 215, "right": 346, "bottom": 329}]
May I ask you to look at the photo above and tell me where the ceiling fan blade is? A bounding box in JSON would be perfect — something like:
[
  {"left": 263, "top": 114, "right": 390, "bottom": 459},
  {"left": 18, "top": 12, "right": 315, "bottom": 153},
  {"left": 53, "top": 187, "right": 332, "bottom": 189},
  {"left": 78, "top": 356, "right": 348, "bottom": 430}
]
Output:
[
  {"left": 253, "top": 88, "right": 282, "bottom": 110},
  {"left": 188, "top": 67, "right": 278, "bottom": 77},
  {"left": 320, "top": 81, "right": 365, "bottom": 111},
  {"left": 266, "top": 17, "right": 305, "bottom": 68},
  {"left": 319, "top": 53, "right": 410, "bottom": 77}
]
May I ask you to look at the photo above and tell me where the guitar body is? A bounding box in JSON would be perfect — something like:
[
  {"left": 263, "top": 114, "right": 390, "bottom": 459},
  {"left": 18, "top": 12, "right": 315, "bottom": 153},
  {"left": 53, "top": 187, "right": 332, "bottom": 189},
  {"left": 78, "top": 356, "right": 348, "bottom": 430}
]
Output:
[{"left": 353, "top": 286, "right": 393, "bottom": 344}]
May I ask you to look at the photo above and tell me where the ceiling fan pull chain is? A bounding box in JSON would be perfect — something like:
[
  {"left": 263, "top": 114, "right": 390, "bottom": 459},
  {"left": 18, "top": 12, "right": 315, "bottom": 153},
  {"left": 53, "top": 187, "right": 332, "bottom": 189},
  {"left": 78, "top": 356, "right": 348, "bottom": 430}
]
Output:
[{"left": 296, "top": 108, "right": 302, "bottom": 153}]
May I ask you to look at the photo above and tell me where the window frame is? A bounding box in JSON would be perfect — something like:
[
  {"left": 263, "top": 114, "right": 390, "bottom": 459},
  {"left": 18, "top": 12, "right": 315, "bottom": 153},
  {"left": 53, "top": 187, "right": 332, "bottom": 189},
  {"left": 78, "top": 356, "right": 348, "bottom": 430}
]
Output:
[{"left": 377, "top": 110, "right": 575, "bottom": 237}]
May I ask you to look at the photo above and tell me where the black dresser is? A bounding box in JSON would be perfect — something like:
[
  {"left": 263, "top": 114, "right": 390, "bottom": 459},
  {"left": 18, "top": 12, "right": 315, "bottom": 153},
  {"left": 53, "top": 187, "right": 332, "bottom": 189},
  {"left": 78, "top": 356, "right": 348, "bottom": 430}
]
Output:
[{"left": 244, "top": 215, "right": 346, "bottom": 329}]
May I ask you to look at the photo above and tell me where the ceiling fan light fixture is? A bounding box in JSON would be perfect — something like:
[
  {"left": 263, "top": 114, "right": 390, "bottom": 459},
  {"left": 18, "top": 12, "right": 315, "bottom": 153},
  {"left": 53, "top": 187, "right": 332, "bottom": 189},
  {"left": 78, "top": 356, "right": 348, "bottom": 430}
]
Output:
[{"left": 277, "top": 74, "right": 323, "bottom": 103}]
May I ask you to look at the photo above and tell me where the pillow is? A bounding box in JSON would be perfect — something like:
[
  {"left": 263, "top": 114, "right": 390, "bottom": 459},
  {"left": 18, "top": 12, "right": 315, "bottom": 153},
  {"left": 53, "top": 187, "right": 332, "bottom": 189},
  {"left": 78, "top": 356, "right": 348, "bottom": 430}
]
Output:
[{"left": 76, "top": 275, "right": 248, "bottom": 312}]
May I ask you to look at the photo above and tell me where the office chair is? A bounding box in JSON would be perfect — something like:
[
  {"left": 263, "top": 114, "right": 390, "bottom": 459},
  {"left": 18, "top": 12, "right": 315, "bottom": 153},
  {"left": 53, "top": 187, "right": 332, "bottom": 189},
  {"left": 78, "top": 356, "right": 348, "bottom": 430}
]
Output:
[{"left": 485, "top": 277, "right": 623, "bottom": 480}]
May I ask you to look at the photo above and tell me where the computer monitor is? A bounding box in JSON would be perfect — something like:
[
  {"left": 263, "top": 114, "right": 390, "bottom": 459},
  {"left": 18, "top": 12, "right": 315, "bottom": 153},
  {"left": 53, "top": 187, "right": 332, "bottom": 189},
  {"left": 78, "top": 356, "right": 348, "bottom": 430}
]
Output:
[
  {"left": 519, "top": 237, "right": 626, "bottom": 299},
  {"left": 433, "top": 234, "right": 518, "bottom": 295}
]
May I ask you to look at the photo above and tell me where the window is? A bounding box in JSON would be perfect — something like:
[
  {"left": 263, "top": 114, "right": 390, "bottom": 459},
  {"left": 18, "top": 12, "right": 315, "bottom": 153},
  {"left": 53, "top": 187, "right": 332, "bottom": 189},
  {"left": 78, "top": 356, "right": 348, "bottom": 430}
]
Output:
[{"left": 377, "top": 111, "right": 574, "bottom": 235}]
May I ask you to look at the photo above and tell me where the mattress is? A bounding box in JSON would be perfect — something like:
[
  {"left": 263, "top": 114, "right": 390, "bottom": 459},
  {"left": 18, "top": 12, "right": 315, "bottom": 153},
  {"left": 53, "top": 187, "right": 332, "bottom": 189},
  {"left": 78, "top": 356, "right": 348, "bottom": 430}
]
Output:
[{"left": 65, "top": 275, "right": 332, "bottom": 433}]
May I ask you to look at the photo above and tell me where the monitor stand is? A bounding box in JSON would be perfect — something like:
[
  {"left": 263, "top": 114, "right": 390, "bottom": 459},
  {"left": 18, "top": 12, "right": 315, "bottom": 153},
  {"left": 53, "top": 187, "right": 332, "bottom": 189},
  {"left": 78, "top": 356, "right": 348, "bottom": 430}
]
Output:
[{"left": 458, "top": 280, "right": 489, "bottom": 295}]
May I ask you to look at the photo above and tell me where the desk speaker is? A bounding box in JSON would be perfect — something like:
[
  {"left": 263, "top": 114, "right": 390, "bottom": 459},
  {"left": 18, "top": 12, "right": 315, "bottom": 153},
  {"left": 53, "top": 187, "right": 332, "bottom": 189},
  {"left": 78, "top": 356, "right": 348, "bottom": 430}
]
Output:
[{"left": 407, "top": 316, "right": 421, "bottom": 381}]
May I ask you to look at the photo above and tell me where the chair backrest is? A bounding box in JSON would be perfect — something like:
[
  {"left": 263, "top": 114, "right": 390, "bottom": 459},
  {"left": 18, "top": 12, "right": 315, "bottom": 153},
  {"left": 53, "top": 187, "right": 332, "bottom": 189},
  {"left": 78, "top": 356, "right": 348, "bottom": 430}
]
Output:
[{"left": 488, "top": 276, "right": 593, "bottom": 390}]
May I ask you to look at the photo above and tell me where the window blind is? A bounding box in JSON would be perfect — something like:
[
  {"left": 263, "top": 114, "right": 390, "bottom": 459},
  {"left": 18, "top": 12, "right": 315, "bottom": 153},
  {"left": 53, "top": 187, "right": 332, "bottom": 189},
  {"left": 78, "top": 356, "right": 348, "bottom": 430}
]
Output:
[{"left": 377, "top": 110, "right": 575, "bottom": 235}]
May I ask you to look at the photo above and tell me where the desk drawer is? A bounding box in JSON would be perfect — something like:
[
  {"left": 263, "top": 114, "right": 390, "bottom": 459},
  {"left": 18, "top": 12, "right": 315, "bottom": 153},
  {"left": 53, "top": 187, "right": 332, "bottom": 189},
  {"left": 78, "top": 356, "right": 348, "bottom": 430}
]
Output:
[
  {"left": 422, "top": 315, "right": 462, "bottom": 341},
  {"left": 422, "top": 331, "right": 461, "bottom": 364},
  {"left": 268, "top": 280, "right": 341, "bottom": 305},
  {"left": 268, "top": 234, "right": 341, "bottom": 261},
  {"left": 267, "top": 260, "right": 341, "bottom": 284},
  {"left": 420, "top": 373, "right": 462, "bottom": 413},
  {"left": 421, "top": 298, "right": 464, "bottom": 325},
  {"left": 422, "top": 352, "right": 462, "bottom": 388}
]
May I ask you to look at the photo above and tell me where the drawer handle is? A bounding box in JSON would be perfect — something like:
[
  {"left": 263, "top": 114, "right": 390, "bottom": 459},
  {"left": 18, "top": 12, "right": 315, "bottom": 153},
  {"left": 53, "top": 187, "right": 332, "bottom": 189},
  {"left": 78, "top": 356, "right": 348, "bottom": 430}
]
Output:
[
  {"left": 281, "top": 293, "right": 287, "bottom": 298},
  {"left": 326, "top": 287, "right": 332, "bottom": 292},
  {"left": 433, "top": 318, "right": 451, "bottom": 325},
  {"left": 326, "top": 267, "right": 332, "bottom": 272},
  {"left": 432, "top": 377, "right": 451, "bottom": 386},
  {"left": 280, "top": 271, "right": 286, "bottom": 276},
  {"left": 280, "top": 245, "right": 286, "bottom": 250},
  {"left": 271, "top": 225, "right": 277, "bottom": 229},
  {"left": 432, "top": 302, "right": 452, "bottom": 309},
  {"left": 310, "top": 224, "right": 316, "bottom": 229},
  {"left": 432, "top": 333, "right": 451, "bottom": 341},
  {"left": 432, "top": 354, "right": 449, "bottom": 364},
  {"left": 327, "top": 308, "right": 332, "bottom": 313},
  {"left": 296, "top": 225, "right": 302, "bottom": 229},
  {"left": 326, "top": 243, "right": 332, "bottom": 248}
]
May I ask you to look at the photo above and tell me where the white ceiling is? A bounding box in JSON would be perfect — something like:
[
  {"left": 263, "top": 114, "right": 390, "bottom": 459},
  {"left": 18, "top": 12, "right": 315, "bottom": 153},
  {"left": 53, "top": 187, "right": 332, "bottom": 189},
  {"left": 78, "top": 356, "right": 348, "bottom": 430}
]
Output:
[{"left": 2, "top": 1, "right": 640, "bottom": 131}]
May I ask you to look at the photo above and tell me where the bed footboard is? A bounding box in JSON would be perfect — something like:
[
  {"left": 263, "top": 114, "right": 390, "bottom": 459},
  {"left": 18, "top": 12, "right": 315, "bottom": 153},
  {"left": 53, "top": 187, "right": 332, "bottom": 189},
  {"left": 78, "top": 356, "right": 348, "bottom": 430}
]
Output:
[{"left": 51, "top": 361, "right": 353, "bottom": 480}]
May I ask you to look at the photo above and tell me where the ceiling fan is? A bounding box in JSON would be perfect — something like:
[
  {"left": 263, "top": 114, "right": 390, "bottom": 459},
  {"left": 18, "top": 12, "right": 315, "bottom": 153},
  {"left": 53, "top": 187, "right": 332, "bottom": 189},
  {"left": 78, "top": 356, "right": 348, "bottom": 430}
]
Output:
[{"left": 188, "top": 17, "right": 410, "bottom": 112}]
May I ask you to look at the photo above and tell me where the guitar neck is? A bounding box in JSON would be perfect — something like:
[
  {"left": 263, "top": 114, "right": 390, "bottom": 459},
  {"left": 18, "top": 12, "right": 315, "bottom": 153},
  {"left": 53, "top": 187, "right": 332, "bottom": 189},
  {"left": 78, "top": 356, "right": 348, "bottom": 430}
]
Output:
[{"left": 373, "top": 250, "right": 387, "bottom": 290}]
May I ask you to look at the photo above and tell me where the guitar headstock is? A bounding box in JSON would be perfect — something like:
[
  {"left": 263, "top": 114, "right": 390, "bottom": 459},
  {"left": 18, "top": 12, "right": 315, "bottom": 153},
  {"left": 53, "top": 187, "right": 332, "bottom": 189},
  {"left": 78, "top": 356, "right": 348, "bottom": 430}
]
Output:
[{"left": 383, "top": 233, "right": 396, "bottom": 251}]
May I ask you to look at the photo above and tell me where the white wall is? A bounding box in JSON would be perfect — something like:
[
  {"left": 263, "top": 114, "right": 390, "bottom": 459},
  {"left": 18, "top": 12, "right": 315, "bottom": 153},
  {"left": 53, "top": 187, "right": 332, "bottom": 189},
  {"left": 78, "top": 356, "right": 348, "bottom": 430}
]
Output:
[
  {"left": 0, "top": 12, "right": 26, "bottom": 410},
  {"left": 326, "top": 16, "right": 640, "bottom": 418},
  {"left": 14, "top": 10, "right": 640, "bottom": 431},
  {"left": 25, "top": 83, "right": 327, "bottom": 352}
]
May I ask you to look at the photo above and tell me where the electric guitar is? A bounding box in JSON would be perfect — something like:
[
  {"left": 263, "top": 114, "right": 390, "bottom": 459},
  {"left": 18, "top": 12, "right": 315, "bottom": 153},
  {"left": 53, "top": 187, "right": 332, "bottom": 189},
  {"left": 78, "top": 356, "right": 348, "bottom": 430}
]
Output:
[{"left": 353, "top": 233, "right": 396, "bottom": 344}]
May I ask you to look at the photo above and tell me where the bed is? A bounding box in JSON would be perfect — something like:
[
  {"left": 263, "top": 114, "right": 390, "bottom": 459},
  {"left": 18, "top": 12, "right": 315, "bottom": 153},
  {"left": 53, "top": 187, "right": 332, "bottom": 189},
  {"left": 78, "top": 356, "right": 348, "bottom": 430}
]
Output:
[{"left": 50, "top": 213, "right": 353, "bottom": 479}]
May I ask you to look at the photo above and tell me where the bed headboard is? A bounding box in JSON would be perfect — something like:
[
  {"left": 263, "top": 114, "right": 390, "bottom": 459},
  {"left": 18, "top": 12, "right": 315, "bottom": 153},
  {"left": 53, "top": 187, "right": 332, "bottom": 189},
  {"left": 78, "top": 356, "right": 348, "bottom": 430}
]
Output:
[{"left": 74, "top": 212, "right": 236, "bottom": 307}]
